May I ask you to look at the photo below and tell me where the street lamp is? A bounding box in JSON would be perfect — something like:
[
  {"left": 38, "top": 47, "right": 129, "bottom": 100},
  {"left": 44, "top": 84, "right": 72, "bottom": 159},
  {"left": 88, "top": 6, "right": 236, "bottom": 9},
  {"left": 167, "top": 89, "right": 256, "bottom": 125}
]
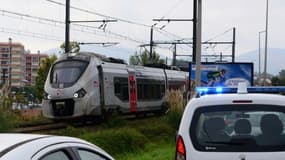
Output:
[{"left": 259, "top": 31, "right": 265, "bottom": 79}]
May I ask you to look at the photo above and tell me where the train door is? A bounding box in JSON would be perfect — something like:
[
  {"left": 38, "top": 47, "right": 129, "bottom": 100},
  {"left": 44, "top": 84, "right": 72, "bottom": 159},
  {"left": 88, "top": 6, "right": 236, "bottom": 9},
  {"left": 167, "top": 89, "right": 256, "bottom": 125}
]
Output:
[{"left": 128, "top": 73, "right": 137, "bottom": 113}]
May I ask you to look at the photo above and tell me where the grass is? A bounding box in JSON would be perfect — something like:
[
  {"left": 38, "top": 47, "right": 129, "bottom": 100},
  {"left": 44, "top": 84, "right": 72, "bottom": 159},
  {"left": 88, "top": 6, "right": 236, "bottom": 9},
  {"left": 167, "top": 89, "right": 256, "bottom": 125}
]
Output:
[
  {"left": 7, "top": 89, "right": 185, "bottom": 159},
  {"left": 116, "top": 140, "right": 175, "bottom": 160}
]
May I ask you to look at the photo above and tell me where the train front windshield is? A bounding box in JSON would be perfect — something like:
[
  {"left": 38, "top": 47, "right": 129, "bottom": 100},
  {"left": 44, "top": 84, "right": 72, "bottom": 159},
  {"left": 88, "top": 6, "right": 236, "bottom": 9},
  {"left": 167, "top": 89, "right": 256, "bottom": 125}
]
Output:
[{"left": 50, "top": 60, "right": 89, "bottom": 88}]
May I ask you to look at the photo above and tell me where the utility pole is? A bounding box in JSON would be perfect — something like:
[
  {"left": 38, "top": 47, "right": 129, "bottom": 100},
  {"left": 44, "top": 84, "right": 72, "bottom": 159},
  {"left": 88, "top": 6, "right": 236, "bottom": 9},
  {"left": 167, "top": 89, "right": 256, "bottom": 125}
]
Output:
[
  {"left": 65, "top": 0, "right": 117, "bottom": 54},
  {"left": 195, "top": 0, "right": 202, "bottom": 87},
  {"left": 150, "top": 26, "right": 154, "bottom": 59},
  {"left": 65, "top": 0, "right": 70, "bottom": 54},
  {"left": 263, "top": 0, "right": 269, "bottom": 85},
  {"left": 141, "top": 41, "right": 232, "bottom": 65},
  {"left": 193, "top": 0, "right": 197, "bottom": 63},
  {"left": 172, "top": 44, "right": 177, "bottom": 66},
  {"left": 152, "top": 18, "right": 193, "bottom": 61},
  {"left": 259, "top": 31, "right": 265, "bottom": 79},
  {"left": 232, "top": 27, "right": 236, "bottom": 62}
]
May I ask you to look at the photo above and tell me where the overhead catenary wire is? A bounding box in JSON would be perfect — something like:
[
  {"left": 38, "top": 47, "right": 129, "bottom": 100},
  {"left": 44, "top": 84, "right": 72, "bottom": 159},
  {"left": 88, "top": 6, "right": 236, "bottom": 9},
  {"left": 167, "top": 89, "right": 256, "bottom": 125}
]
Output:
[
  {"left": 45, "top": 0, "right": 151, "bottom": 28},
  {"left": 204, "top": 27, "right": 234, "bottom": 43},
  {"left": 0, "top": 27, "right": 62, "bottom": 41},
  {"left": 45, "top": 0, "right": 189, "bottom": 45},
  {"left": 0, "top": 9, "right": 146, "bottom": 44}
]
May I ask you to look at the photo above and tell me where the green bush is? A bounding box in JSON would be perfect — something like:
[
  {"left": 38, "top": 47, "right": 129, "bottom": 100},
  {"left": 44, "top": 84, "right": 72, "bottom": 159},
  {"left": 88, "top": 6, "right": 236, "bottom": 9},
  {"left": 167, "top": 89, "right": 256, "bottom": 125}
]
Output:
[
  {"left": 102, "top": 115, "right": 127, "bottom": 128},
  {"left": 0, "top": 108, "right": 17, "bottom": 132},
  {"left": 164, "top": 110, "right": 183, "bottom": 130},
  {"left": 165, "top": 90, "right": 184, "bottom": 130},
  {"left": 80, "top": 127, "right": 148, "bottom": 156},
  {"left": 135, "top": 119, "right": 174, "bottom": 140}
]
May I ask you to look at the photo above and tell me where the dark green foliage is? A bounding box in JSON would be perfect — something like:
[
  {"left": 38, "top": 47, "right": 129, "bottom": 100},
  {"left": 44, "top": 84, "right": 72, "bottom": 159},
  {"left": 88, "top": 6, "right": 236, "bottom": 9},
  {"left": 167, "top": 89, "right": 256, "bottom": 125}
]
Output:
[
  {"left": 102, "top": 115, "right": 127, "bottom": 128},
  {"left": 129, "top": 49, "right": 165, "bottom": 65},
  {"left": 164, "top": 110, "right": 183, "bottom": 130},
  {"left": 60, "top": 41, "right": 80, "bottom": 53},
  {"left": 80, "top": 128, "right": 147, "bottom": 156},
  {"left": 35, "top": 55, "right": 57, "bottom": 100},
  {"left": 0, "top": 107, "right": 16, "bottom": 132}
]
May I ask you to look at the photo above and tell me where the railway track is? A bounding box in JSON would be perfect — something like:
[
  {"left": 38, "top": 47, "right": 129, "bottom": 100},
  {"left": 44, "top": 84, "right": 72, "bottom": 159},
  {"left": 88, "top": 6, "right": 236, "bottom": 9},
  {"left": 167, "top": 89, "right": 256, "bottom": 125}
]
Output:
[
  {"left": 13, "top": 122, "right": 68, "bottom": 133},
  {"left": 14, "top": 113, "right": 160, "bottom": 133}
]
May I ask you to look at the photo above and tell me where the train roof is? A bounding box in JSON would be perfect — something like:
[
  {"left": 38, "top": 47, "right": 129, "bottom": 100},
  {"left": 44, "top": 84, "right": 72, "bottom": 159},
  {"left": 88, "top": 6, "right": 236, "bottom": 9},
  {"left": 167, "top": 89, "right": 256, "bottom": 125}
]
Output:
[
  {"left": 58, "top": 52, "right": 186, "bottom": 72},
  {"left": 57, "top": 52, "right": 126, "bottom": 64}
]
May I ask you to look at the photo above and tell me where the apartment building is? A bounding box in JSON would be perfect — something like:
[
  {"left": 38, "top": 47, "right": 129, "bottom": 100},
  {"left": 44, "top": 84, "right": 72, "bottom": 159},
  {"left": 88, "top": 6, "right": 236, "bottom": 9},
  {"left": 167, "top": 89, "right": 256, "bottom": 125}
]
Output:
[
  {"left": 0, "top": 42, "right": 25, "bottom": 88},
  {"left": 25, "top": 52, "right": 48, "bottom": 86},
  {"left": 0, "top": 41, "right": 48, "bottom": 89}
]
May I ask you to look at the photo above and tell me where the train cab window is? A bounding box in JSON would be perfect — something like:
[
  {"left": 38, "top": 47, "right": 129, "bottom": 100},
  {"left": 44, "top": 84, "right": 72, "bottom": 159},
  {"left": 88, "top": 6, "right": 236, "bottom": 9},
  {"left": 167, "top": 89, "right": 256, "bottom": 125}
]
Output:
[
  {"left": 114, "top": 77, "right": 129, "bottom": 101},
  {"left": 50, "top": 60, "right": 89, "bottom": 88},
  {"left": 168, "top": 80, "right": 185, "bottom": 90}
]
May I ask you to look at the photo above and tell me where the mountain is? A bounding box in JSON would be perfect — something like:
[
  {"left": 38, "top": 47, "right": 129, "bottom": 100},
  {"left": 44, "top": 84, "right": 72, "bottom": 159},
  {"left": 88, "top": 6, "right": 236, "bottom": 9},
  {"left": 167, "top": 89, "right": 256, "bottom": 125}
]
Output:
[
  {"left": 237, "top": 48, "right": 285, "bottom": 75},
  {"left": 44, "top": 46, "right": 285, "bottom": 76}
]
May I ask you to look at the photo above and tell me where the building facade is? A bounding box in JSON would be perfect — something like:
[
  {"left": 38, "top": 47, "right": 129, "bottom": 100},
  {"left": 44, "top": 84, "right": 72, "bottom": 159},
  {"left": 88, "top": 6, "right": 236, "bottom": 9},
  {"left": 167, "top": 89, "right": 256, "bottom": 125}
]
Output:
[
  {"left": 0, "top": 42, "right": 25, "bottom": 88},
  {"left": 0, "top": 41, "right": 48, "bottom": 89},
  {"left": 25, "top": 52, "right": 48, "bottom": 86}
]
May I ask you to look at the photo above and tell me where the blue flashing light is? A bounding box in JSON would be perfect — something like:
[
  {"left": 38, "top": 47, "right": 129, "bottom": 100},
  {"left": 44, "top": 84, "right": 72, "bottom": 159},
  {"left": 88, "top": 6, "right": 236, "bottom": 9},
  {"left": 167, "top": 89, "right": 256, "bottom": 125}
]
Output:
[
  {"left": 216, "top": 87, "right": 223, "bottom": 93},
  {"left": 196, "top": 86, "right": 285, "bottom": 97},
  {"left": 197, "top": 87, "right": 209, "bottom": 93}
]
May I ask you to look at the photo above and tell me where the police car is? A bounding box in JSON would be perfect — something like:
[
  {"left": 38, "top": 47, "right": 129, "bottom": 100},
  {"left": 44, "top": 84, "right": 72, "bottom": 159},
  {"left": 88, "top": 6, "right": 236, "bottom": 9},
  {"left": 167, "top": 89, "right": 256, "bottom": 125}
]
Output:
[
  {"left": 0, "top": 134, "right": 114, "bottom": 160},
  {"left": 176, "top": 83, "right": 285, "bottom": 160}
]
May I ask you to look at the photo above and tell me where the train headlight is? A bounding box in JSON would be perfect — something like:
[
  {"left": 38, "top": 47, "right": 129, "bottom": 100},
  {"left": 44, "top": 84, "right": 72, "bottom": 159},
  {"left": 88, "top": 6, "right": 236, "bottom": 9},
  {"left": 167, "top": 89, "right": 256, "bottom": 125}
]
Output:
[
  {"left": 73, "top": 93, "right": 79, "bottom": 98},
  {"left": 43, "top": 92, "right": 51, "bottom": 100},
  {"left": 73, "top": 88, "right": 86, "bottom": 98}
]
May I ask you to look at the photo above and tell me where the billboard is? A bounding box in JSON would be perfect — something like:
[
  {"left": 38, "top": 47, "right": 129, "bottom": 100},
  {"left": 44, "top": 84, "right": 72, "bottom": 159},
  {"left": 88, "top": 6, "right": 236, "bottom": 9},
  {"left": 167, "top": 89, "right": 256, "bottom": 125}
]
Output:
[{"left": 190, "top": 63, "right": 253, "bottom": 87}]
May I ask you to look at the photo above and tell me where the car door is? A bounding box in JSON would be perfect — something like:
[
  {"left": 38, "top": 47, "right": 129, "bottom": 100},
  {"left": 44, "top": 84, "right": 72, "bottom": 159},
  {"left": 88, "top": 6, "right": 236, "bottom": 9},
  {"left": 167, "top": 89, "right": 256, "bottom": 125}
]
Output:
[
  {"left": 70, "top": 143, "right": 114, "bottom": 160},
  {"left": 75, "top": 148, "right": 110, "bottom": 160},
  {"left": 31, "top": 143, "right": 77, "bottom": 160}
]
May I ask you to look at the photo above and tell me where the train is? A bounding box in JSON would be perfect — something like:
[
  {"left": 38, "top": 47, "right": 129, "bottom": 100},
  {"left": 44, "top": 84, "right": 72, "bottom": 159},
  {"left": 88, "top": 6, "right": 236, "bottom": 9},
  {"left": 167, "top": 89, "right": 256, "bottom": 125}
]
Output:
[{"left": 42, "top": 52, "right": 188, "bottom": 120}]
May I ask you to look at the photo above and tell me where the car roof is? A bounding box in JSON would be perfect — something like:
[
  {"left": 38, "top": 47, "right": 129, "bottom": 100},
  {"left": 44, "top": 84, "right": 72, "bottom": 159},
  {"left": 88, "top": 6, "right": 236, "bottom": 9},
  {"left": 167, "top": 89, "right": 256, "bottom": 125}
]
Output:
[
  {"left": 0, "top": 134, "right": 49, "bottom": 152},
  {"left": 0, "top": 133, "right": 113, "bottom": 160},
  {"left": 189, "top": 93, "right": 285, "bottom": 108}
]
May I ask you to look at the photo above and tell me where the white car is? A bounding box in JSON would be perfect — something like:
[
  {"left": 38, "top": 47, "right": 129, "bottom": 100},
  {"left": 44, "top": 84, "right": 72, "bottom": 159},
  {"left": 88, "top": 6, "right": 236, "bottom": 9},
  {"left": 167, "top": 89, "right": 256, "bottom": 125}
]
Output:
[
  {"left": 0, "top": 134, "right": 114, "bottom": 160},
  {"left": 176, "top": 83, "right": 285, "bottom": 160}
]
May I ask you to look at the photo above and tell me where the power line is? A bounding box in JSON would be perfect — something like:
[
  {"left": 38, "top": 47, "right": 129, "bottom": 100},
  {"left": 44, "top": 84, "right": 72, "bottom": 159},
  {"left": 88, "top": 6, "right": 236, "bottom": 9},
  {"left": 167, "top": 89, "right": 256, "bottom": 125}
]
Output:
[
  {"left": 204, "top": 27, "right": 234, "bottom": 43},
  {"left": 0, "top": 27, "right": 62, "bottom": 41},
  {"left": 0, "top": 9, "right": 145, "bottom": 44},
  {"left": 45, "top": 0, "right": 192, "bottom": 47},
  {"left": 45, "top": 0, "right": 151, "bottom": 27},
  {"left": 159, "top": 0, "right": 186, "bottom": 20}
]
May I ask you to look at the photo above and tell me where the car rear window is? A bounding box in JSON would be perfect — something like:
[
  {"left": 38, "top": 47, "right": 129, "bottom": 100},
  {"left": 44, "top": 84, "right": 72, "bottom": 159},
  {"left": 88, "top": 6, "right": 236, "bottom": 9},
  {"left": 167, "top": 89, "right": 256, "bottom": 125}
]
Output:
[{"left": 190, "top": 105, "right": 285, "bottom": 152}]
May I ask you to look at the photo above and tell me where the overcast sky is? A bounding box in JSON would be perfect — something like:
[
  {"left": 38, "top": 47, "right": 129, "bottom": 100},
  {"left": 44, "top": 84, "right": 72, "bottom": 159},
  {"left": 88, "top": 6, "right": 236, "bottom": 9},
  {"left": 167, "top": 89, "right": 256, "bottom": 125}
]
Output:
[{"left": 0, "top": 0, "right": 284, "bottom": 60}]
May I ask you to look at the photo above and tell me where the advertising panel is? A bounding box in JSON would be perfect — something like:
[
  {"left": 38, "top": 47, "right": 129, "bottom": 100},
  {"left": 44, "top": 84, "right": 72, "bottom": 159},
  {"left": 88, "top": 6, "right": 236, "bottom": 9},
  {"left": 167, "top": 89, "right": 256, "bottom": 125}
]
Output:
[{"left": 190, "top": 63, "right": 253, "bottom": 87}]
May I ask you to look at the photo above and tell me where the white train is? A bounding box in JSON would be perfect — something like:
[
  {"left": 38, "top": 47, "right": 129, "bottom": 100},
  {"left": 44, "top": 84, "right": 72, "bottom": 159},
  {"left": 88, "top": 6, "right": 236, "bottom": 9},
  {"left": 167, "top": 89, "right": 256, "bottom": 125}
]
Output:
[{"left": 42, "top": 52, "right": 188, "bottom": 119}]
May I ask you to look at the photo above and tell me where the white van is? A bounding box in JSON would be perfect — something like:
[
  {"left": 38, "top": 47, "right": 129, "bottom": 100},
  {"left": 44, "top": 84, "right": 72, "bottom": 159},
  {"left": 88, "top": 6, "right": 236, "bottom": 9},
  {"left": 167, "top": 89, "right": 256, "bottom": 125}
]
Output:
[{"left": 176, "top": 85, "right": 285, "bottom": 160}]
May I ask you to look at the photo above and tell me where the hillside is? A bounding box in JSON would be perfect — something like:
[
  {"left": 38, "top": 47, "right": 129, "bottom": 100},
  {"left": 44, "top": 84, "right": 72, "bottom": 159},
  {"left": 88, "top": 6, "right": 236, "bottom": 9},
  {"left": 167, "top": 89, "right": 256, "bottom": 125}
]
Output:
[
  {"left": 45, "top": 46, "right": 285, "bottom": 76},
  {"left": 237, "top": 48, "right": 285, "bottom": 75}
]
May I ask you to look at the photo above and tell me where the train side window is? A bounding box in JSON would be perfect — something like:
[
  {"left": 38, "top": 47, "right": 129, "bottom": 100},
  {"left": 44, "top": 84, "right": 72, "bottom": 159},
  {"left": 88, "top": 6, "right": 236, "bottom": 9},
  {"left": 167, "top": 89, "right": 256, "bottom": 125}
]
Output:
[
  {"left": 137, "top": 79, "right": 165, "bottom": 100},
  {"left": 114, "top": 77, "right": 129, "bottom": 101},
  {"left": 168, "top": 80, "right": 185, "bottom": 90}
]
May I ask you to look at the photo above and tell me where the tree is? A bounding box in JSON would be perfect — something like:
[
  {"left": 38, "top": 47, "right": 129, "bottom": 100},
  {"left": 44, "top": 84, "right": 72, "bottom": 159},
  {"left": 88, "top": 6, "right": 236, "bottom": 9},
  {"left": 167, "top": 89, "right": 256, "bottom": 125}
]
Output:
[
  {"left": 60, "top": 41, "right": 80, "bottom": 53},
  {"left": 129, "top": 49, "right": 165, "bottom": 65},
  {"left": 279, "top": 70, "right": 285, "bottom": 79},
  {"left": 35, "top": 55, "right": 57, "bottom": 101}
]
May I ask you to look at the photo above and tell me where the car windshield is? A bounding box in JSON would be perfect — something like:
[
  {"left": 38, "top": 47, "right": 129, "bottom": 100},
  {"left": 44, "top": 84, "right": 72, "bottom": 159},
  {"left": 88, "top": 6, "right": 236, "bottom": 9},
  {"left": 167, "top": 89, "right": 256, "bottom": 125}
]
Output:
[
  {"left": 50, "top": 60, "right": 89, "bottom": 88},
  {"left": 190, "top": 105, "right": 285, "bottom": 152}
]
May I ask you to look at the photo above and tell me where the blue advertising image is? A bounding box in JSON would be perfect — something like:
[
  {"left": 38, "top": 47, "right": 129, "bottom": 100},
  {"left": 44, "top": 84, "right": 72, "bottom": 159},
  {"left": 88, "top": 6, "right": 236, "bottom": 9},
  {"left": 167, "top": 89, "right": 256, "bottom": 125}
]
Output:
[{"left": 190, "top": 63, "right": 253, "bottom": 87}]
